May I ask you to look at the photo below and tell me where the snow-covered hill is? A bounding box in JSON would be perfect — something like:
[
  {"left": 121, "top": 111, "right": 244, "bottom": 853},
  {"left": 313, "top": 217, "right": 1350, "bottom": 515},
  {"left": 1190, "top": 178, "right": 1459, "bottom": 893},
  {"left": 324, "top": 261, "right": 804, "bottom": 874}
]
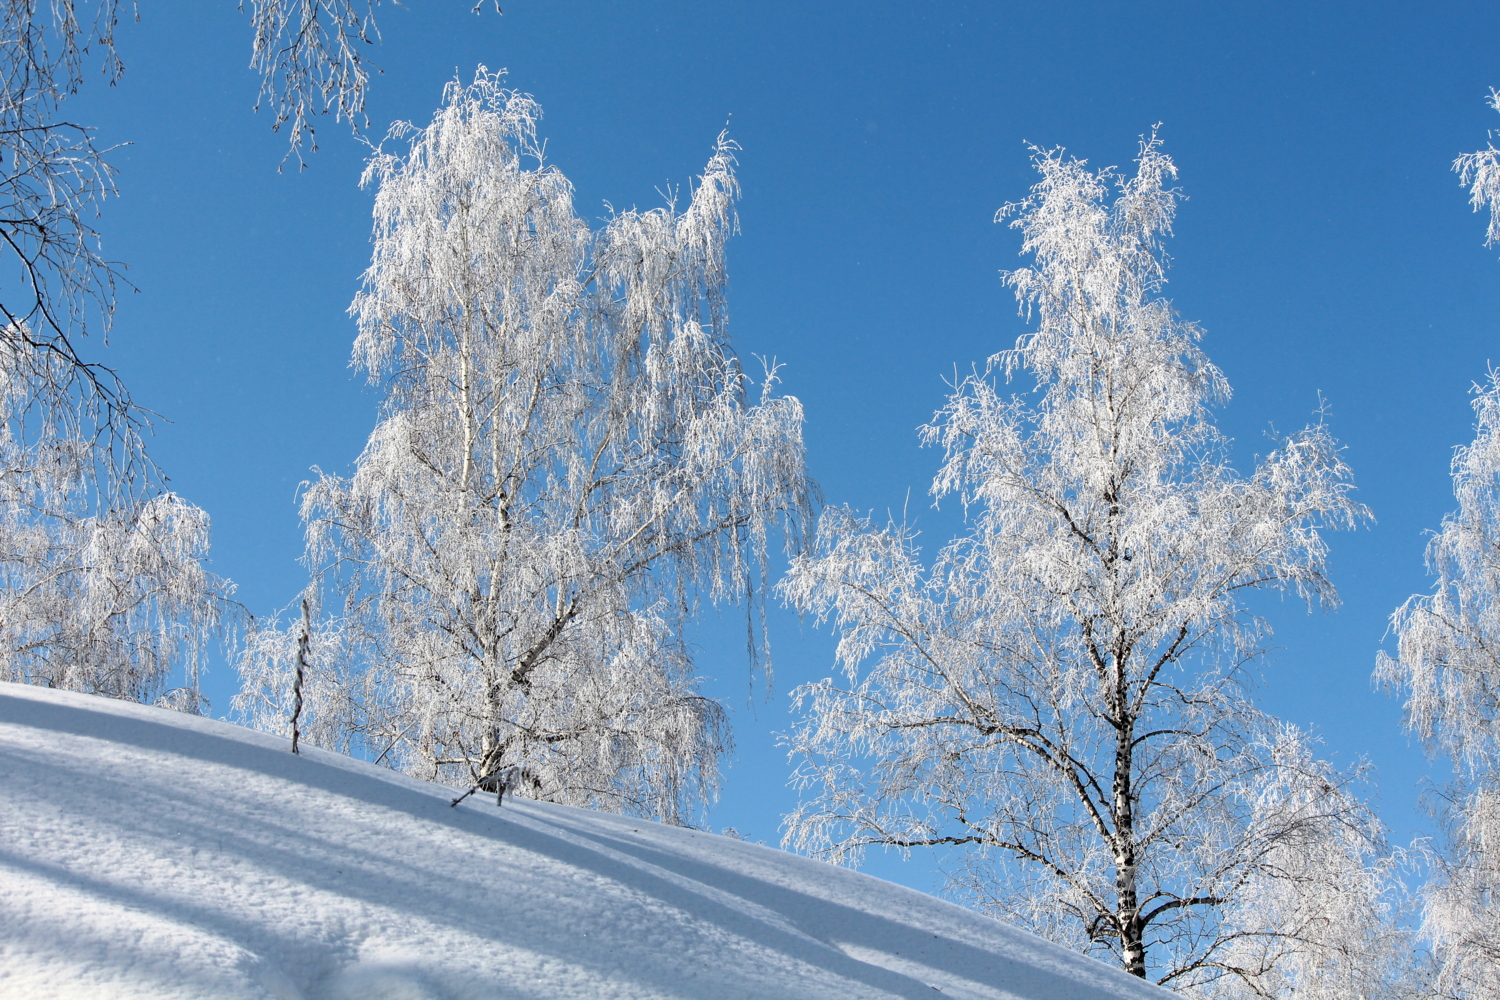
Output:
[{"left": 0, "top": 682, "right": 1170, "bottom": 999}]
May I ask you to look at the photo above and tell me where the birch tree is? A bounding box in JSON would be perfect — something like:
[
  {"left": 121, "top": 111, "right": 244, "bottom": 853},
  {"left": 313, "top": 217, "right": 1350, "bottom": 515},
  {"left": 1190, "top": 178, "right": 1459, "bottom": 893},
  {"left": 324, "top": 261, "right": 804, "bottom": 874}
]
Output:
[
  {"left": 0, "top": 0, "right": 407, "bottom": 462},
  {"left": 781, "top": 138, "right": 1395, "bottom": 993},
  {"left": 0, "top": 338, "right": 232, "bottom": 709},
  {"left": 253, "top": 70, "right": 812, "bottom": 825},
  {"left": 0, "top": 1, "right": 397, "bottom": 707},
  {"left": 1377, "top": 374, "right": 1500, "bottom": 1000}
]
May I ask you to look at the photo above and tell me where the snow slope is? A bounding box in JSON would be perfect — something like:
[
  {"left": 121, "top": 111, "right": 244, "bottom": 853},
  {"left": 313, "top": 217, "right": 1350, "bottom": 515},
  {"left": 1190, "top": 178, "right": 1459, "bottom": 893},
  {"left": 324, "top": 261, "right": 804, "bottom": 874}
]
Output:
[{"left": 0, "top": 682, "right": 1171, "bottom": 1000}]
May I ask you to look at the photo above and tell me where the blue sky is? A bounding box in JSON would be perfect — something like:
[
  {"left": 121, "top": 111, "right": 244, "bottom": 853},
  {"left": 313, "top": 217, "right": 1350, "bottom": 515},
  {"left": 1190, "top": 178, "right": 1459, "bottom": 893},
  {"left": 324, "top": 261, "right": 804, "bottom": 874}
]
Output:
[{"left": 63, "top": 2, "right": 1500, "bottom": 889}]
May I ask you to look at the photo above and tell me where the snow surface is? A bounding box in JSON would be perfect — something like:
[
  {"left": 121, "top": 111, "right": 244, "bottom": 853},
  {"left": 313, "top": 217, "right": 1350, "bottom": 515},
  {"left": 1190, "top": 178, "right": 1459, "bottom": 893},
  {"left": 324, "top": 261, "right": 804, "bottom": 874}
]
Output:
[{"left": 0, "top": 682, "right": 1171, "bottom": 999}]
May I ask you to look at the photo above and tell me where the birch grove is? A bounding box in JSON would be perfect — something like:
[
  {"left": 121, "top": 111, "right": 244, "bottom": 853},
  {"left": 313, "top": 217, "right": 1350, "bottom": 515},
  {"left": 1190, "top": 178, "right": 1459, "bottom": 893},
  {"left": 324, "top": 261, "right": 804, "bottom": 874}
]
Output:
[
  {"left": 237, "top": 70, "right": 812, "bottom": 825},
  {"left": 779, "top": 137, "right": 1400, "bottom": 994}
]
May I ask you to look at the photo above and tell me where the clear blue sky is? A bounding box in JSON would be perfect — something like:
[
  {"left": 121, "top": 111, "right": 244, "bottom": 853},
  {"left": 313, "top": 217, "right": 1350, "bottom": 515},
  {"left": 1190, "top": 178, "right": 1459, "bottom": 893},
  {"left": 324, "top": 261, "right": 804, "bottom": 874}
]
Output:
[{"left": 64, "top": 1, "right": 1500, "bottom": 890}]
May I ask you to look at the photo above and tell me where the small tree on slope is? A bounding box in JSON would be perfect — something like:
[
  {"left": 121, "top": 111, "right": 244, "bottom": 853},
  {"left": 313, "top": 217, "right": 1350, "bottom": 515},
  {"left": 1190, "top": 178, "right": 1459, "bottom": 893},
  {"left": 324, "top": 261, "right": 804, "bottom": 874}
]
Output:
[
  {"left": 1378, "top": 374, "right": 1500, "bottom": 1000},
  {"left": 780, "top": 137, "right": 1402, "bottom": 993},
  {"left": 238, "top": 70, "right": 813, "bottom": 826}
]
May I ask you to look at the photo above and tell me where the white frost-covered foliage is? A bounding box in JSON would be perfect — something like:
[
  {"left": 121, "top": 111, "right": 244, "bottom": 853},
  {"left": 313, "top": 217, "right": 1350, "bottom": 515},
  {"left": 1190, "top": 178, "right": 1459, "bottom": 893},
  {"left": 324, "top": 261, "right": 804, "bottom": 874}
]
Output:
[
  {"left": 1378, "top": 374, "right": 1500, "bottom": 1000},
  {"left": 781, "top": 138, "right": 1395, "bottom": 993},
  {"left": 1205, "top": 730, "right": 1418, "bottom": 1000},
  {"left": 233, "top": 605, "right": 364, "bottom": 756},
  {"left": 1455, "top": 90, "right": 1500, "bottom": 250},
  {"left": 239, "top": 70, "right": 811, "bottom": 826},
  {"left": 0, "top": 341, "right": 230, "bottom": 709},
  {"left": 0, "top": 0, "right": 410, "bottom": 455}
]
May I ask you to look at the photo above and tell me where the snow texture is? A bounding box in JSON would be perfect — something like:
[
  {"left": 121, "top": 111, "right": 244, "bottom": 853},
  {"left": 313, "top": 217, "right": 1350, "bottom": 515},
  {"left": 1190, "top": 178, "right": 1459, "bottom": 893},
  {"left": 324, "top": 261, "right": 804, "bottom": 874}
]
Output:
[{"left": 0, "top": 682, "right": 1169, "bottom": 999}]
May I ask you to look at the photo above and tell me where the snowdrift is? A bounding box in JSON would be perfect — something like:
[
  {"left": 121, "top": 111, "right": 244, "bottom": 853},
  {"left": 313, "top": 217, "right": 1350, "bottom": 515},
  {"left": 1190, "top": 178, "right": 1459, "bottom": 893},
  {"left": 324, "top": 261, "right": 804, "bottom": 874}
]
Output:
[{"left": 0, "top": 682, "right": 1170, "bottom": 999}]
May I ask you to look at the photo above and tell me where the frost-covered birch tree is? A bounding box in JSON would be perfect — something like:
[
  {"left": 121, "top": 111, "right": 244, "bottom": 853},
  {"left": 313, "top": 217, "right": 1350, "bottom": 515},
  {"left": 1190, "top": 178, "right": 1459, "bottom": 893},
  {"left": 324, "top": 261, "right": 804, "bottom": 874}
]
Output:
[
  {"left": 1377, "top": 374, "right": 1500, "bottom": 1000},
  {"left": 0, "top": 340, "right": 232, "bottom": 709},
  {"left": 0, "top": 0, "right": 456, "bottom": 709},
  {"left": 0, "top": 0, "right": 408, "bottom": 460},
  {"left": 781, "top": 137, "right": 1397, "bottom": 993},
  {"left": 247, "top": 70, "right": 812, "bottom": 825}
]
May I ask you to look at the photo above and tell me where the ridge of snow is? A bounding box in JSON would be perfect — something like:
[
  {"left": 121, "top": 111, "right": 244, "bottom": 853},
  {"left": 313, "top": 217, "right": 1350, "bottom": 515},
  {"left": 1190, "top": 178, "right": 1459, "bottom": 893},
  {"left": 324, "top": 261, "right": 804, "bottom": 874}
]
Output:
[{"left": 0, "top": 682, "right": 1171, "bottom": 999}]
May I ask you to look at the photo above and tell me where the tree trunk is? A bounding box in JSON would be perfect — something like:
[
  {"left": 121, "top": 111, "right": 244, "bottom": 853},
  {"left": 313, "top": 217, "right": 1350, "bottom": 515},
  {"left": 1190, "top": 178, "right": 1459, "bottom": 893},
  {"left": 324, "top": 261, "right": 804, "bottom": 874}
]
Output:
[{"left": 1112, "top": 654, "right": 1146, "bottom": 978}]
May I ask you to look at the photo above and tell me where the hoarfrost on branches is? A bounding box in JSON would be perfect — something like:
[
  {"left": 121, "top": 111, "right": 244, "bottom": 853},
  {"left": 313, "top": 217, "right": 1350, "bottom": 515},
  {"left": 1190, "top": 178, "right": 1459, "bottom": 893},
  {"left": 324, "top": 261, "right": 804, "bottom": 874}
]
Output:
[
  {"left": 1454, "top": 90, "right": 1500, "bottom": 250},
  {"left": 238, "top": 70, "right": 812, "bottom": 826},
  {"left": 0, "top": 0, "right": 445, "bottom": 709},
  {"left": 234, "top": 605, "right": 365, "bottom": 755},
  {"left": 0, "top": 338, "right": 232, "bottom": 709},
  {"left": 244, "top": 0, "right": 502, "bottom": 162},
  {"left": 0, "top": 0, "right": 401, "bottom": 464},
  {"left": 0, "top": 0, "right": 141, "bottom": 461},
  {"left": 1378, "top": 373, "right": 1500, "bottom": 1000},
  {"left": 780, "top": 137, "right": 1397, "bottom": 993}
]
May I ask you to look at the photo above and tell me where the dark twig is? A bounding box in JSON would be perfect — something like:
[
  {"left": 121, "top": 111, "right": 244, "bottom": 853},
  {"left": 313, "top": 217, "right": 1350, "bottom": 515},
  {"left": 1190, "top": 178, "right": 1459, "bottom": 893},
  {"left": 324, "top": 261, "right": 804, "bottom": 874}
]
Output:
[
  {"left": 450, "top": 765, "right": 514, "bottom": 808},
  {"left": 290, "top": 597, "right": 310, "bottom": 753}
]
